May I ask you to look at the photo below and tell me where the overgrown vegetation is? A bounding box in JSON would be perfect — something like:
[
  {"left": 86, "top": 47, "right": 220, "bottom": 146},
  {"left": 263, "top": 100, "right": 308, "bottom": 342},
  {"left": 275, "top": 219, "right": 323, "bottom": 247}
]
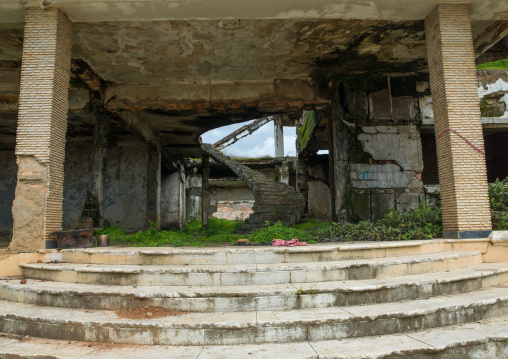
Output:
[
  {"left": 311, "top": 202, "right": 442, "bottom": 242},
  {"left": 490, "top": 177, "right": 508, "bottom": 230},
  {"left": 476, "top": 59, "right": 508, "bottom": 70},
  {"left": 248, "top": 221, "right": 312, "bottom": 243},
  {"left": 97, "top": 218, "right": 243, "bottom": 247},
  {"left": 97, "top": 178, "right": 508, "bottom": 247}
]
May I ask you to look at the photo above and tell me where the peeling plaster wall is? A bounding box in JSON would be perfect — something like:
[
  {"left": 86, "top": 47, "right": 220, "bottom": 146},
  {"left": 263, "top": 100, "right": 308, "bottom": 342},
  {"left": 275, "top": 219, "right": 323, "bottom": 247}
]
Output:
[
  {"left": 339, "top": 70, "right": 508, "bottom": 222},
  {"left": 3, "top": 140, "right": 158, "bottom": 236},
  {"left": 0, "top": 151, "right": 17, "bottom": 235},
  {"left": 342, "top": 77, "right": 426, "bottom": 222},
  {"left": 104, "top": 143, "right": 150, "bottom": 232}
]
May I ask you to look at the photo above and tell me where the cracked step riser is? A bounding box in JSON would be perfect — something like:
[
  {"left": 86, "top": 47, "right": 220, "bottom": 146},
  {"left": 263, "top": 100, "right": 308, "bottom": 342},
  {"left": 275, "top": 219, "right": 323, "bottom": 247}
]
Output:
[
  {"left": 1, "top": 298, "right": 507, "bottom": 346},
  {"left": 2, "top": 319, "right": 508, "bottom": 359},
  {"left": 58, "top": 245, "right": 435, "bottom": 266},
  {"left": 57, "top": 241, "right": 488, "bottom": 266},
  {"left": 19, "top": 254, "right": 484, "bottom": 286},
  {"left": 2, "top": 271, "right": 507, "bottom": 312}
]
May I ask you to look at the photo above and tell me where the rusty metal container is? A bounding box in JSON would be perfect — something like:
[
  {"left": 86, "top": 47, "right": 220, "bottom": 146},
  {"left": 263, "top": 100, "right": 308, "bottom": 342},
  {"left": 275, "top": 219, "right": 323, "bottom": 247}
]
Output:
[{"left": 97, "top": 234, "right": 110, "bottom": 247}]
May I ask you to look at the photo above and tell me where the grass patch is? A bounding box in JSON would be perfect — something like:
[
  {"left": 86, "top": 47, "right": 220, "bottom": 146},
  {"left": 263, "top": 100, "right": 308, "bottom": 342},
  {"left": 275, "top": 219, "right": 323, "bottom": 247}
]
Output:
[
  {"left": 477, "top": 59, "right": 508, "bottom": 70},
  {"left": 98, "top": 218, "right": 243, "bottom": 247}
]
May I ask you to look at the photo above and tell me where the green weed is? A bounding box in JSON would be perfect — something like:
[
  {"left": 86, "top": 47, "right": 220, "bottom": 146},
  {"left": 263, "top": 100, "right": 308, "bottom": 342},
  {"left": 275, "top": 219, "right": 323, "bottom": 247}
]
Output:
[
  {"left": 248, "top": 221, "right": 309, "bottom": 243},
  {"left": 477, "top": 59, "right": 508, "bottom": 70},
  {"left": 490, "top": 177, "right": 508, "bottom": 230}
]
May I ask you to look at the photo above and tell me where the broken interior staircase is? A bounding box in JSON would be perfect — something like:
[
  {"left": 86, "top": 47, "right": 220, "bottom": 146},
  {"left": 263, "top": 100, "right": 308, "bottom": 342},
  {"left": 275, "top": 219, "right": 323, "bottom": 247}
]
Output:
[{"left": 201, "top": 143, "right": 305, "bottom": 234}]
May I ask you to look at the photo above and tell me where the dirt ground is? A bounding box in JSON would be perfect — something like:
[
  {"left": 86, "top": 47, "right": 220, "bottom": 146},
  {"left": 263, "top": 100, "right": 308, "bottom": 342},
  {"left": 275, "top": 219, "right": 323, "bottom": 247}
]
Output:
[{"left": 115, "top": 306, "right": 186, "bottom": 319}]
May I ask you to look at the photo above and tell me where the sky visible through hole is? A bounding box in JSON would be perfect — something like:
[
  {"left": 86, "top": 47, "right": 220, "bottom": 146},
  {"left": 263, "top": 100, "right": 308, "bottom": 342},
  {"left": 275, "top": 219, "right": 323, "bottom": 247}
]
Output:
[{"left": 201, "top": 120, "right": 297, "bottom": 158}]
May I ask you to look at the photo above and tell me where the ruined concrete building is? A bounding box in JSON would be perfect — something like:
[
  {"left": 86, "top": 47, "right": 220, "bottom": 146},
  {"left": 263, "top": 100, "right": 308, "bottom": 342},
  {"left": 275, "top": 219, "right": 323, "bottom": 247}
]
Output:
[{"left": 0, "top": 0, "right": 507, "bottom": 251}]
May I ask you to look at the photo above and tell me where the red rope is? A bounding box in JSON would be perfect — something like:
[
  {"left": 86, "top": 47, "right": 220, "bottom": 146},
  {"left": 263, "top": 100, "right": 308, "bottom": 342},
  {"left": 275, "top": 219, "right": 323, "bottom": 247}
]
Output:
[{"left": 436, "top": 127, "right": 485, "bottom": 155}]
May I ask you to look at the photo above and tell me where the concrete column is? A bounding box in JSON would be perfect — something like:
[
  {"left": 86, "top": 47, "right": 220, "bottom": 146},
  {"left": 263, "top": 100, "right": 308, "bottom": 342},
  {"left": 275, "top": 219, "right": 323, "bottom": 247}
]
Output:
[
  {"left": 274, "top": 116, "right": 284, "bottom": 157},
  {"left": 146, "top": 146, "right": 160, "bottom": 229},
  {"left": 328, "top": 95, "right": 349, "bottom": 224},
  {"left": 425, "top": 5, "right": 492, "bottom": 239},
  {"left": 10, "top": 8, "right": 72, "bottom": 251},
  {"left": 277, "top": 160, "right": 290, "bottom": 184},
  {"left": 202, "top": 154, "right": 210, "bottom": 229},
  {"left": 296, "top": 154, "right": 308, "bottom": 213}
]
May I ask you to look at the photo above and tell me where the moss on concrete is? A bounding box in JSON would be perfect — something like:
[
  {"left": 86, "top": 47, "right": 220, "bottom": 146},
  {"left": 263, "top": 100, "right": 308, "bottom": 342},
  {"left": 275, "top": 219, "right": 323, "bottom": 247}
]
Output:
[{"left": 297, "top": 110, "right": 317, "bottom": 152}]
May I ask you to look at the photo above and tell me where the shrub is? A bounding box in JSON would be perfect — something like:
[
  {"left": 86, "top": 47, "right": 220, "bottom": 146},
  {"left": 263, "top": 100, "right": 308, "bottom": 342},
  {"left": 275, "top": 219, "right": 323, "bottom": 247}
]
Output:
[
  {"left": 489, "top": 177, "right": 508, "bottom": 230},
  {"left": 310, "top": 202, "right": 442, "bottom": 242}
]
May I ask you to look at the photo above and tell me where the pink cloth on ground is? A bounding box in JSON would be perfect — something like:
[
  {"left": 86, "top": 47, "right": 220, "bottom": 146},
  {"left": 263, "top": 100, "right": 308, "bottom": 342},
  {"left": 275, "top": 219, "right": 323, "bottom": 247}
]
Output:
[{"left": 272, "top": 238, "right": 308, "bottom": 246}]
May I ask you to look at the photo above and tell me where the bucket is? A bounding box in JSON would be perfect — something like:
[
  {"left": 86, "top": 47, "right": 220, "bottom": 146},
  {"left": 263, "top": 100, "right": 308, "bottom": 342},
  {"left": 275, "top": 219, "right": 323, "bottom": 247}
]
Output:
[{"left": 97, "top": 234, "right": 110, "bottom": 247}]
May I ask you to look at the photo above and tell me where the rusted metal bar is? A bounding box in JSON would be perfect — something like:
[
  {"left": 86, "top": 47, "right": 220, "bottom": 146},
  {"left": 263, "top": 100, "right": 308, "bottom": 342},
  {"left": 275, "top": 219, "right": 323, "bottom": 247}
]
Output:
[{"left": 212, "top": 116, "right": 275, "bottom": 150}]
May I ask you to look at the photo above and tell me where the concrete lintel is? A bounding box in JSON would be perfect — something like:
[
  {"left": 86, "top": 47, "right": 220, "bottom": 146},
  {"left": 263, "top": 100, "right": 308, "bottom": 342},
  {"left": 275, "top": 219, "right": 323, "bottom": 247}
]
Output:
[
  {"left": 1, "top": 1, "right": 507, "bottom": 23},
  {"left": 104, "top": 80, "right": 329, "bottom": 111},
  {"left": 474, "top": 21, "right": 508, "bottom": 58},
  {"left": 421, "top": 117, "right": 508, "bottom": 130}
]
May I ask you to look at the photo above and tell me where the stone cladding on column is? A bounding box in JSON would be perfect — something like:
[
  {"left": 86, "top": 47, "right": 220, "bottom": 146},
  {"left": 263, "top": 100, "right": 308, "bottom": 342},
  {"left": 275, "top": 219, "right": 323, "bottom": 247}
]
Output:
[
  {"left": 10, "top": 8, "right": 72, "bottom": 251},
  {"left": 425, "top": 5, "right": 491, "bottom": 239}
]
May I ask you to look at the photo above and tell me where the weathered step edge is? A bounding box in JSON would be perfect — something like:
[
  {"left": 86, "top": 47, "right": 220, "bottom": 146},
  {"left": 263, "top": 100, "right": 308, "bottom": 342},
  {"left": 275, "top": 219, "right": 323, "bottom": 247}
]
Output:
[
  {"left": 2, "top": 265, "right": 507, "bottom": 312},
  {"left": 0, "top": 288, "right": 507, "bottom": 345},
  {"left": 2, "top": 315, "right": 508, "bottom": 358},
  {"left": 52, "top": 238, "right": 491, "bottom": 266},
  {"left": 18, "top": 251, "right": 484, "bottom": 286}
]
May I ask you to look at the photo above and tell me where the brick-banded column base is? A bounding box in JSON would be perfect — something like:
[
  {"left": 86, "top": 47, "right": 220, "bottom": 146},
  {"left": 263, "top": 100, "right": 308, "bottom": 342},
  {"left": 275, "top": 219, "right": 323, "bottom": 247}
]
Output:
[
  {"left": 10, "top": 8, "right": 72, "bottom": 252},
  {"left": 425, "top": 5, "right": 492, "bottom": 239}
]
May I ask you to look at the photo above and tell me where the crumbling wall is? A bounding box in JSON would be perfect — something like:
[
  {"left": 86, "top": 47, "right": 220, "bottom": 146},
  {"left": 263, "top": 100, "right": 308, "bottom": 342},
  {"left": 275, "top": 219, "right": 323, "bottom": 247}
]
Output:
[
  {"left": 342, "top": 77, "right": 425, "bottom": 222},
  {"left": 213, "top": 201, "right": 254, "bottom": 221}
]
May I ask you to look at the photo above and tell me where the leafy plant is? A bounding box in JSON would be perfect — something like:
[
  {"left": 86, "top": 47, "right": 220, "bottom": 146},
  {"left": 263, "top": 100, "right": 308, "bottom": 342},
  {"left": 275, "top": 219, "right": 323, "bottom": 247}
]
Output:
[
  {"left": 296, "top": 285, "right": 317, "bottom": 295},
  {"left": 489, "top": 177, "right": 508, "bottom": 230},
  {"left": 311, "top": 202, "right": 442, "bottom": 242}
]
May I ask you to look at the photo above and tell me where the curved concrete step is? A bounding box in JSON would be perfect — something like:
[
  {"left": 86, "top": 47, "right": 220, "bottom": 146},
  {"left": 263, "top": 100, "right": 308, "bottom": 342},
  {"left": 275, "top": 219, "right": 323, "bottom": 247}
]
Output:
[
  {"left": 1, "top": 286, "right": 508, "bottom": 346},
  {"left": 2, "top": 264, "right": 508, "bottom": 312},
  {"left": 19, "top": 251, "right": 484, "bottom": 286},
  {"left": 53, "top": 239, "right": 489, "bottom": 266},
  {"left": 2, "top": 315, "right": 508, "bottom": 358}
]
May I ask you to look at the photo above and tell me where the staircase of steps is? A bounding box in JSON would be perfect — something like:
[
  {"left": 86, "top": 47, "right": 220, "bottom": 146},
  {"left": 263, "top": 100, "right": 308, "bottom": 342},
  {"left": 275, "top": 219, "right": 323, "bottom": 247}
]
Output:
[
  {"left": 201, "top": 143, "right": 305, "bottom": 233},
  {"left": 1, "top": 239, "right": 508, "bottom": 358}
]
